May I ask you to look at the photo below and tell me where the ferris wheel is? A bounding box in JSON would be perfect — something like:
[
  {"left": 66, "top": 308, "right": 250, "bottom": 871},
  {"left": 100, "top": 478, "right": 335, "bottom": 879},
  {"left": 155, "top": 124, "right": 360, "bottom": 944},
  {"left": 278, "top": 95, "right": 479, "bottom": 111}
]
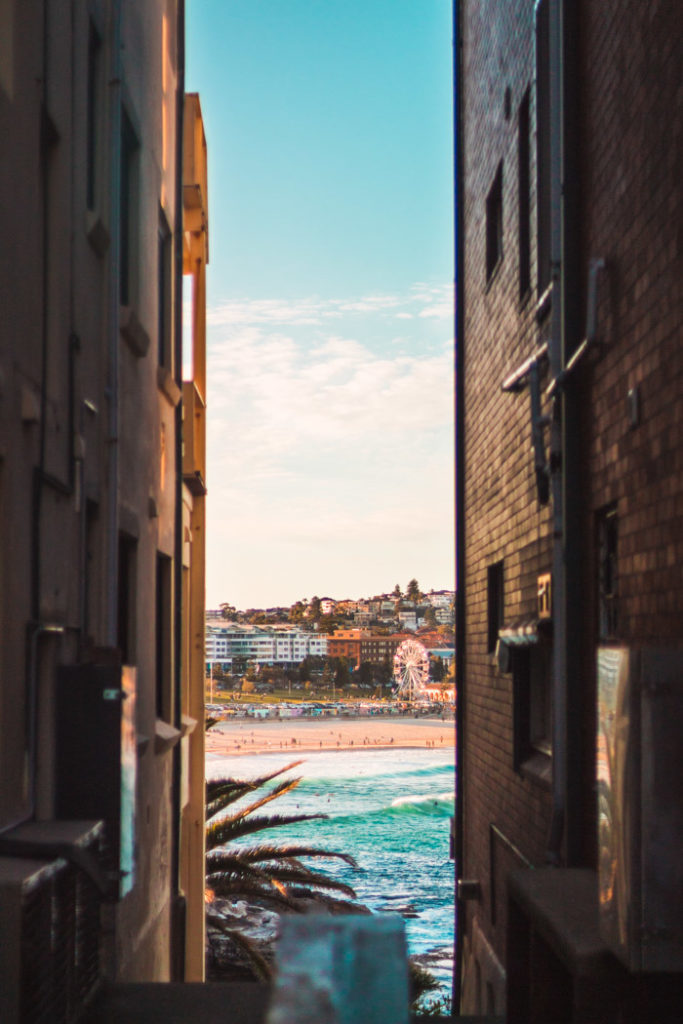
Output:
[{"left": 393, "top": 638, "right": 430, "bottom": 700}]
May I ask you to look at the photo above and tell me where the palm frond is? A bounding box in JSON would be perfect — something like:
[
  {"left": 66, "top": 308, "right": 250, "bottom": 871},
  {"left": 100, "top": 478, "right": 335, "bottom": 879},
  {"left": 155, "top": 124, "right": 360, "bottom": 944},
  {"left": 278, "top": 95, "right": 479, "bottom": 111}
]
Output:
[
  {"left": 210, "top": 922, "right": 273, "bottom": 982},
  {"left": 206, "top": 875, "right": 303, "bottom": 913},
  {"left": 211, "top": 844, "right": 357, "bottom": 869},
  {"left": 255, "top": 861, "right": 357, "bottom": 899},
  {"left": 206, "top": 852, "right": 289, "bottom": 892},
  {"left": 206, "top": 761, "right": 304, "bottom": 809},
  {"left": 206, "top": 812, "right": 327, "bottom": 851}
]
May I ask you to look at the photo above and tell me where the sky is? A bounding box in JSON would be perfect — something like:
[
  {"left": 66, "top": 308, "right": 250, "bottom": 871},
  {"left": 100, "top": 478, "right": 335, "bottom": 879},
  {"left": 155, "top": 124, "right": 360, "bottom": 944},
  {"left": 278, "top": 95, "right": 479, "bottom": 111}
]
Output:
[{"left": 186, "top": 0, "right": 454, "bottom": 611}]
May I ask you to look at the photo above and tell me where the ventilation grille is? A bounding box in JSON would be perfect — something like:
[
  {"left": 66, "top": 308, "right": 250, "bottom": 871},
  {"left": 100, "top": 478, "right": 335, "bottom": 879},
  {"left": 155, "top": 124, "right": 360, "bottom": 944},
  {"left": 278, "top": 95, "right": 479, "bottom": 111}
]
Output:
[{"left": 0, "top": 823, "right": 104, "bottom": 1024}]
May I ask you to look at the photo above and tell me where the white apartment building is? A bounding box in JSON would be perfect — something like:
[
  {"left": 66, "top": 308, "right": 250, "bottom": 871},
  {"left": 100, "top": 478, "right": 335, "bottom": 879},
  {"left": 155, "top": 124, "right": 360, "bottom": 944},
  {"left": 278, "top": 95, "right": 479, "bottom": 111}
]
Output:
[
  {"left": 424, "top": 590, "right": 455, "bottom": 608},
  {"left": 206, "top": 625, "right": 328, "bottom": 669}
]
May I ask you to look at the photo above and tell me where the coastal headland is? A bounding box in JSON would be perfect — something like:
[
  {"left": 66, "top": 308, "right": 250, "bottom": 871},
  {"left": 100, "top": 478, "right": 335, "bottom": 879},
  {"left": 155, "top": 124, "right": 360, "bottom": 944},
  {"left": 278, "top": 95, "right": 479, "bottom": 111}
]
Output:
[{"left": 206, "top": 713, "right": 455, "bottom": 759}]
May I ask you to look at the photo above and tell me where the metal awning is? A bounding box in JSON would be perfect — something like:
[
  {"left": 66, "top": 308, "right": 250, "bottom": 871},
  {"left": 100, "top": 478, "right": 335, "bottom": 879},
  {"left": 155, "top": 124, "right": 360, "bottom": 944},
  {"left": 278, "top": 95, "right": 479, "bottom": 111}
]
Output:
[{"left": 498, "top": 616, "right": 552, "bottom": 647}]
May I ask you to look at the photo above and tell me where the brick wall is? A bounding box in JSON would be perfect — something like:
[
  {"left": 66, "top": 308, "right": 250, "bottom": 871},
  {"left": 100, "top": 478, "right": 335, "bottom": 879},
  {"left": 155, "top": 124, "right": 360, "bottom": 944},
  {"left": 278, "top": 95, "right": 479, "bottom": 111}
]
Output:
[
  {"left": 460, "top": 0, "right": 683, "bottom": 1006},
  {"left": 461, "top": 0, "right": 554, "bottom": 975},
  {"left": 580, "top": 0, "right": 683, "bottom": 645}
]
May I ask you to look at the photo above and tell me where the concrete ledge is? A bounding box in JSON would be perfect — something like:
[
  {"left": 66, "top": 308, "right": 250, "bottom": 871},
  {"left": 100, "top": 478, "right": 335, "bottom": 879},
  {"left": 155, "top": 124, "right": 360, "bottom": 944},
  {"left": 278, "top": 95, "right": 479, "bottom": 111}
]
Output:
[
  {"left": 507, "top": 868, "right": 609, "bottom": 975},
  {"left": 83, "top": 982, "right": 271, "bottom": 1023},
  {"left": 83, "top": 984, "right": 501, "bottom": 1024}
]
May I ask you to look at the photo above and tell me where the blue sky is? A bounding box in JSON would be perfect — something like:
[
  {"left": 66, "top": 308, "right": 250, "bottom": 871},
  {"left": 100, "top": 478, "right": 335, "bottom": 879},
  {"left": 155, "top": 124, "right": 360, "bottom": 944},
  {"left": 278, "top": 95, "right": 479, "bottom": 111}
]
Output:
[{"left": 187, "top": 1, "right": 454, "bottom": 610}]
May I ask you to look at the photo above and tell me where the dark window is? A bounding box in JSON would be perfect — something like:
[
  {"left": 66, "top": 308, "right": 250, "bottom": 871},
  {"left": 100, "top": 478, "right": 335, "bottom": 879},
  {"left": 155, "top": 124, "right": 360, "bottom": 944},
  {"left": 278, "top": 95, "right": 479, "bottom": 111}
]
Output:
[
  {"left": 86, "top": 21, "right": 102, "bottom": 210},
  {"left": 156, "top": 553, "right": 172, "bottom": 720},
  {"left": 84, "top": 500, "right": 98, "bottom": 641},
  {"left": 117, "top": 533, "right": 137, "bottom": 663},
  {"left": 535, "top": 0, "right": 551, "bottom": 297},
  {"left": 487, "top": 561, "right": 504, "bottom": 652},
  {"left": 158, "top": 209, "right": 172, "bottom": 367},
  {"left": 120, "top": 110, "right": 139, "bottom": 306},
  {"left": 598, "top": 506, "right": 618, "bottom": 639},
  {"left": 486, "top": 164, "right": 503, "bottom": 282},
  {"left": 518, "top": 88, "right": 531, "bottom": 299},
  {"left": 513, "top": 640, "right": 552, "bottom": 770}
]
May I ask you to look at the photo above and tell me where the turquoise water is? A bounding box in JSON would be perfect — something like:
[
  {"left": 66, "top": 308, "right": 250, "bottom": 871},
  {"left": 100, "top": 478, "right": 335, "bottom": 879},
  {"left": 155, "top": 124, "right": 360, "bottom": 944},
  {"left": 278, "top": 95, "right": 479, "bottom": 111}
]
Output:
[{"left": 207, "top": 747, "right": 455, "bottom": 991}]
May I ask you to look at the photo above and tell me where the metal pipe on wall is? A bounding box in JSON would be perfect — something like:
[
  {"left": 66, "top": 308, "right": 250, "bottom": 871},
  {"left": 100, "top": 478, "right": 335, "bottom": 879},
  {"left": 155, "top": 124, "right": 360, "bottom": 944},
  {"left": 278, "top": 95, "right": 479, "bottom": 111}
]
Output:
[
  {"left": 105, "top": 0, "right": 123, "bottom": 648},
  {"left": 545, "top": 0, "right": 566, "bottom": 866},
  {"left": 171, "top": 0, "right": 187, "bottom": 981},
  {"left": 452, "top": 0, "right": 466, "bottom": 1007}
]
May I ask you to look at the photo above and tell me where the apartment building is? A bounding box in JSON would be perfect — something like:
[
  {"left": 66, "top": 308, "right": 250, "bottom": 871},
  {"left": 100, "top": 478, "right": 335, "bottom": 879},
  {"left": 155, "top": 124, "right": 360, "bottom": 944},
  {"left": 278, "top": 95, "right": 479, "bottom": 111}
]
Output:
[
  {"left": 206, "top": 625, "right": 328, "bottom": 670},
  {"left": 455, "top": 1, "right": 683, "bottom": 1019},
  {"left": 0, "top": 2, "right": 208, "bottom": 1016}
]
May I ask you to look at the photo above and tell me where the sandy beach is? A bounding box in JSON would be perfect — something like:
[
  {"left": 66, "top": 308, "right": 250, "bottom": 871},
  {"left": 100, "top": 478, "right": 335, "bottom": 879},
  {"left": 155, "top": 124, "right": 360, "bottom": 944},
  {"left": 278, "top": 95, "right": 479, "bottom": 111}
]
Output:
[{"left": 206, "top": 714, "right": 455, "bottom": 759}]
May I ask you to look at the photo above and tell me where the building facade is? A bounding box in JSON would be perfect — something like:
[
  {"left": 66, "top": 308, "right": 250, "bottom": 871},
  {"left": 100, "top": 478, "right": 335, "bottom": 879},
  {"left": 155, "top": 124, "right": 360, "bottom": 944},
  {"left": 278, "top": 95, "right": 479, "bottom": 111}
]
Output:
[
  {"left": 455, "top": 1, "right": 683, "bottom": 1019},
  {"left": 0, "top": 1, "right": 208, "bottom": 1016},
  {"left": 206, "top": 625, "right": 328, "bottom": 670}
]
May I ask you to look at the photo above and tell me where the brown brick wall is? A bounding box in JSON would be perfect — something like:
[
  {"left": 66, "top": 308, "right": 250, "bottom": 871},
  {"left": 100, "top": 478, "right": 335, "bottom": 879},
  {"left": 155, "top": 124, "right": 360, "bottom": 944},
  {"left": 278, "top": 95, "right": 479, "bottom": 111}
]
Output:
[
  {"left": 460, "top": 0, "right": 682, "bottom": 985},
  {"left": 461, "top": 0, "right": 554, "bottom": 971},
  {"left": 579, "top": 0, "right": 683, "bottom": 645}
]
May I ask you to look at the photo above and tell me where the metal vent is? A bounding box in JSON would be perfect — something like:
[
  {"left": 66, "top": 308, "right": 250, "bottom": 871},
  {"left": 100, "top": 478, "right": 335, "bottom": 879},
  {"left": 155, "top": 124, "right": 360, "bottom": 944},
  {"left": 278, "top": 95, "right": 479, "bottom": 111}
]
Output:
[{"left": 0, "top": 821, "right": 104, "bottom": 1024}]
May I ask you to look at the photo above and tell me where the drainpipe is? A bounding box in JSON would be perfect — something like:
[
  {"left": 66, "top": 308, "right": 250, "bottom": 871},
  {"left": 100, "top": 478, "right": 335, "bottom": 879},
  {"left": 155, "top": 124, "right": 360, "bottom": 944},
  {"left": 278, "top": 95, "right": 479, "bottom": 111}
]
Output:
[
  {"left": 546, "top": 0, "right": 582, "bottom": 867},
  {"left": 452, "top": 0, "right": 466, "bottom": 1007},
  {"left": 558, "top": 0, "right": 583, "bottom": 867},
  {"left": 171, "top": 0, "right": 186, "bottom": 981},
  {"left": 20, "top": 0, "right": 64, "bottom": 830},
  {"left": 105, "top": 0, "right": 123, "bottom": 647},
  {"left": 545, "top": 0, "right": 566, "bottom": 867}
]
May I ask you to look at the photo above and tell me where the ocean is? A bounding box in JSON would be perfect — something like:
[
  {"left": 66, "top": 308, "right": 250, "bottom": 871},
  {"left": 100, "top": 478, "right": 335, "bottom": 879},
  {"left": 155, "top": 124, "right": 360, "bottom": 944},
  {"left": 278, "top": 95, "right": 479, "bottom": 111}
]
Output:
[{"left": 206, "top": 746, "right": 455, "bottom": 995}]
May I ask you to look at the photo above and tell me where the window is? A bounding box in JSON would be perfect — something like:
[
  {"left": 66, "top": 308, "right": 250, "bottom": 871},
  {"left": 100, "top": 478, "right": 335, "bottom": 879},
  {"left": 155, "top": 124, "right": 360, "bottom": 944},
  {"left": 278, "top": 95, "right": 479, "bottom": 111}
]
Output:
[
  {"left": 157, "top": 208, "right": 172, "bottom": 367},
  {"left": 86, "top": 20, "right": 102, "bottom": 210},
  {"left": 84, "top": 500, "right": 99, "bottom": 641},
  {"left": 120, "top": 109, "right": 140, "bottom": 306},
  {"left": 156, "top": 553, "right": 173, "bottom": 720},
  {"left": 487, "top": 561, "right": 504, "bottom": 652},
  {"left": 117, "top": 533, "right": 137, "bottom": 663},
  {"left": 486, "top": 164, "right": 503, "bottom": 282},
  {"left": 535, "top": 0, "right": 551, "bottom": 297},
  {"left": 518, "top": 88, "right": 531, "bottom": 299},
  {"left": 512, "top": 640, "right": 552, "bottom": 772},
  {"left": 598, "top": 506, "right": 618, "bottom": 639}
]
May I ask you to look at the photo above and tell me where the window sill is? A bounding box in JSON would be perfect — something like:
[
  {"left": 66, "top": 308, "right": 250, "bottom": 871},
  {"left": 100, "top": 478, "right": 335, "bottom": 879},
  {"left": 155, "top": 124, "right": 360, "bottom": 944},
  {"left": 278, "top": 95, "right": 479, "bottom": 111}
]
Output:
[
  {"left": 86, "top": 210, "right": 110, "bottom": 256},
  {"left": 519, "top": 750, "right": 552, "bottom": 789},
  {"left": 154, "top": 718, "right": 182, "bottom": 755},
  {"left": 535, "top": 284, "right": 553, "bottom": 323},
  {"left": 120, "top": 306, "right": 150, "bottom": 358},
  {"left": 157, "top": 365, "right": 181, "bottom": 407},
  {"left": 485, "top": 258, "right": 503, "bottom": 293}
]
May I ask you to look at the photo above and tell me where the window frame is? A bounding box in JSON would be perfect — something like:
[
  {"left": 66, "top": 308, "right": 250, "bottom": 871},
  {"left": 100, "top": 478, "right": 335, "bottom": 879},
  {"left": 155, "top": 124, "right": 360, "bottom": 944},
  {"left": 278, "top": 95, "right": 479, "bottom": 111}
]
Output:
[{"left": 485, "top": 162, "right": 504, "bottom": 284}]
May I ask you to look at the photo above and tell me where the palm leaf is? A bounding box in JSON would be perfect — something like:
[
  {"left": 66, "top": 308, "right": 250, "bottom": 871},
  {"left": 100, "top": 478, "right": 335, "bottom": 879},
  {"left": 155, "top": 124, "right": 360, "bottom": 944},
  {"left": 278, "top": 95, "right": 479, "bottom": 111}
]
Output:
[
  {"left": 216, "top": 844, "right": 358, "bottom": 869},
  {"left": 205, "top": 851, "right": 288, "bottom": 892},
  {"left": 207, "top": 811, "right": 327, "bottom": 851},
  {"left": 210, "top": 922, "right": 273, "bottom": 981},
  {"left": 255, "top": 861, "right": 357, "bottom": 899},
  {"left": 206, "top": 875, "right": 303, "bottom": 912},
  {"left": 206, "top": 761, "right": 304, "bottom": 811}
]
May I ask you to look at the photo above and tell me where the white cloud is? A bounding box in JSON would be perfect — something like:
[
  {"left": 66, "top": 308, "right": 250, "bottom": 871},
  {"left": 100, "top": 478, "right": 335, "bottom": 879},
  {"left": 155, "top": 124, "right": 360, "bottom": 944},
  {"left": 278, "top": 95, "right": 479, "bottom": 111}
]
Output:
[{"left": 203, "top": 283, "right": 454, "bottom": 607}]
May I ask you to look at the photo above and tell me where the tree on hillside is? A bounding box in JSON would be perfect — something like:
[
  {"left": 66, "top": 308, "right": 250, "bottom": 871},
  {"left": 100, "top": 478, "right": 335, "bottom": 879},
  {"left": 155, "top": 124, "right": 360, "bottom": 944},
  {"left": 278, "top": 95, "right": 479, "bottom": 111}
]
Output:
[
  {"left": 357, "top": 662, "right": 374, "bottom": 688},
  {"left": 407, "top": 579, "right": 421, "bottom": 603},
  {"left": 333, "top": 657, "right": 351, "bottom": 691},
  {"left": 308, "top": 596, "right": 321, "bottom": 620},
  {"left": 430, "top": 656, "right": 446, "bottom": 682},
  {"left": 318, "top": 613, "right": 338, "bottom": 634},
  {"left": 220, "top": 602, "right": 237, "bottom": 620},
  {"left": 393, "top": 583, "right": 402, "bottom": 598},
  {"left": 423, "top": 606, "right": 437, "bottom": 628},
  {"left": 288, "top": 601, "right": 306, "bottom": 622}
]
